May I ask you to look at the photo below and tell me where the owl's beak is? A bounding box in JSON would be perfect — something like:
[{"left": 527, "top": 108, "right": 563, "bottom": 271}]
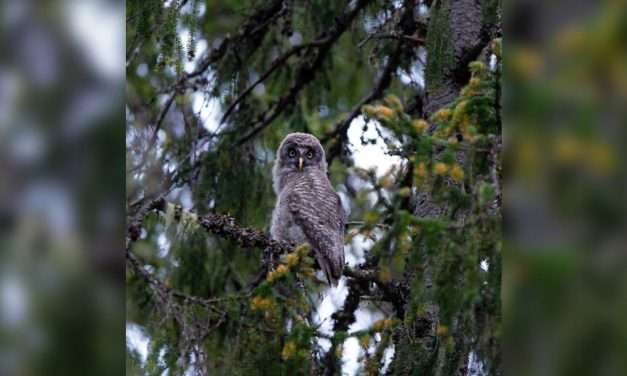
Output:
[{"left": 298, "top": 157, "right": 304, "bottom": 171}]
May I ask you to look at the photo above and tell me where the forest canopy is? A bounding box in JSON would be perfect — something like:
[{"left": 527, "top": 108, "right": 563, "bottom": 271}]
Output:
[{"left": 126, "top": 0, "right": 502, "bottom": 374}]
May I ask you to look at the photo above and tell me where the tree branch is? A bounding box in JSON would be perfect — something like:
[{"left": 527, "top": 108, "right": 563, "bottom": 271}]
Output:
[
  {"left": 321, "top": 41, "right": 403, "bottom": 163},
  {"left": 344, "top": 267, "right": 408, "bottom": 319},
  {"left": 127, "top": 197, "right": 292, "bottom": 257},
  {"left": 126, "top": 247, "right": 248, "bottom": 308},
  {"left": 321, "top": 0, "right": 421, "bottom": 164},
  {"left": 131, "top": 0, "right": 286, "bottom": 171},
  {"left": 126, "top": 197, "right": 408, "bottom": 311},
  {"left": 358, "top": 32, "right": 424, "bottom": 48},
  {"left": 322, "top": 276, "right": 368, "bottom": 375},
  {"left": 219, "top": 38, "right": 330, "bottom": 125},
  {"left": 234, "top": 0, "right": 372, "bottom": 146}
]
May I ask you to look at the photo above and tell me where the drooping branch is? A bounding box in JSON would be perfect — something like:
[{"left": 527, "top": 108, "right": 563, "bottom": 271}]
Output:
[
  {"left": 170, "top": 0, "right": 285, "bottom": 90},
  {"left": 128, "top": 93, "right": 177, "bottom": 174},
  {"left": 357, "top": 32, "right": 424, "bottom": 48},
  {"left": 126, "top": 197, "right": 407, "bottom": 307},
  {"left": 126, "top": 247, "right": 248, "bottom": 308},
  {"left": 234, "top": 0, "right": 373, "bottom": 146},
  {"left": 126, "top": 0, "right": 192, "bottom": 67},
  {"left": 129, "top": 0, "right": 287, "bottom": 174},
  {"left": 219, "top": 38, "right": 331, "bottom": 125},
  {"left": 321, "top": 0, "right": 422, "bottom": 164},
  {"left": 322, "top": 276, "right": 369, "bottom": 375},
  {"left": 127, "top": 197, "right": 292, "bottom": 257},
  {"left": 321, "top": 42, "right": 403, "bottom": 163}
]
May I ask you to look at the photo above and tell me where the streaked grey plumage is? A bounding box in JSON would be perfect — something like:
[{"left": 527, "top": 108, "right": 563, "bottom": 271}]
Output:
[{"left": 270, "top": 132, "right": 345, "bottom": 286}]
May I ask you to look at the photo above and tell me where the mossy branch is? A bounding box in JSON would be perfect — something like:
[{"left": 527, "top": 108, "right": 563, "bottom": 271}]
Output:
[
  {"left": 127, "top": 197, "right": 292, "bottom": 257},
  {"left": 126, "top": 197, "right": 408, "bottom": 312}
]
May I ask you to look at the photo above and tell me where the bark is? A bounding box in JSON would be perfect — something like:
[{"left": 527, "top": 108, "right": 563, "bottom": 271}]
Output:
[
  {"left": 423, "top": 0, "right": 499, "bottom": 116},
  {"left": 387, "top": 1, "right": 500, "bottom": 374}
]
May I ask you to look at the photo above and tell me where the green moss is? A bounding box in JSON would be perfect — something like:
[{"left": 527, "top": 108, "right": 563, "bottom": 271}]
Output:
[
  {"left": 425, "top": 0, "right": 455, "bottom": 90},
  {"left": 481, "top": 0, "right": 500, "bottom": 30}
]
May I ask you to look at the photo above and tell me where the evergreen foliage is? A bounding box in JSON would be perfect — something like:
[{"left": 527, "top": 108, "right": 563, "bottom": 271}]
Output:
[{"left": 126, "top": 1, "right": 502, "bottom": 374}]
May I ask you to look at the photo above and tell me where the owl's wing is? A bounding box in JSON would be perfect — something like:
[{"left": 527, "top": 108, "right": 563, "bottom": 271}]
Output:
[{"left": 287, "top": 179, "right": 345, "bottom": 286}]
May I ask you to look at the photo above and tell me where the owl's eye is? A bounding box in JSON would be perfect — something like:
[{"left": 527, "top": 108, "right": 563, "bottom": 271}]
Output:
[
  {"left": 306, "top": 150, "right": 314, "bottom": 159},
  {"left": 288, "top": 149, "right": 296, "bottom": 158}
]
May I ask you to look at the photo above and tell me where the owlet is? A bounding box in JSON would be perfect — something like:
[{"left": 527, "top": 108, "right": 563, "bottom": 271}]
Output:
[{"left": 270, "top": 132, "right": 345, "bottom": 286}]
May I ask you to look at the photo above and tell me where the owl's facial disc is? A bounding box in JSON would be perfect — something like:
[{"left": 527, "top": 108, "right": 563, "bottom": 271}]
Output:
[
  {"left": 280, "top": 139, "right": 324, "bottom": 173},
  {"left": 275, "top": 134, "right": 328, "bottom": 181}
]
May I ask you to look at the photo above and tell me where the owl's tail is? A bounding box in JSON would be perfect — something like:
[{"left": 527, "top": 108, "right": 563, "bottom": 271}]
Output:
[{"left": 321, "top": 258, "right": 343, "bottom": 287}]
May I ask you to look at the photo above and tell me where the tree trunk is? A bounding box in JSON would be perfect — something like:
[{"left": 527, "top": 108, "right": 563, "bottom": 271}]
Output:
[{"left": 387, "top": 1, "right": 500, "bottom": 374}]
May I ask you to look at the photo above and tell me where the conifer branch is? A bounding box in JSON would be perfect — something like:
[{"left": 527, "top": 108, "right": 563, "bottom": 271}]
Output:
[
  {"left": 126, "top": 197, "right": 406, "bottom": 308},
  {"left": 320, "top": 276, "right": 370, "bottom": 375},
  {"left": 127, "top": 197, "right": 292, "bottom": 257},
  {"left": 126, "top": 247, "right": 248, "bottom": 308},
  {"left": 129, "top": 0, "right": 287, "bottom": 174},
  {"left": 321, "top": 0, "right": 420, "bottom": 163},
  {"left": 234, "top": 0, "right": 373, "bottom": 146},
  {"left": 219, "top": 38, "right": 331, "bottom": 125},
  {"left": 321, "top": 42, "right": 402, "bottom": 163}
]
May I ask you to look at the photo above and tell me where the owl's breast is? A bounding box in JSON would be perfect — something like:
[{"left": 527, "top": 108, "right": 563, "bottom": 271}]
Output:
[
  {"left": 286, "top": 219, "right": 307, "bottom": 244},
  {"left": 270, "top": 196, "right": 308, "bottom": 245}
]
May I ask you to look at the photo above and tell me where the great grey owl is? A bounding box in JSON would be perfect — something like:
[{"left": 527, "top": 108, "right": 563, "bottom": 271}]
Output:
[{"left": 271, "top": 132, "right": 345, "bottom": 286}]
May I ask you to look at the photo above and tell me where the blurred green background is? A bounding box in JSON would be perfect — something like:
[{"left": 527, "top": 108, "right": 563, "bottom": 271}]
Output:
[
  {"left": 504, "top": 0, "right": 627, "bottom": 375},
  {"left": 0, "top": 0, "right": 625, "bottom": 374},
  {"left": 0, "top": 0, "right": 124, "bottom": 375}
]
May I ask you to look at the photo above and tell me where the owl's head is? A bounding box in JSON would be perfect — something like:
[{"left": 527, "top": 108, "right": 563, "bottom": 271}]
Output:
[{"left": 273, "top": 132, "right": 327, "bottom": 191}]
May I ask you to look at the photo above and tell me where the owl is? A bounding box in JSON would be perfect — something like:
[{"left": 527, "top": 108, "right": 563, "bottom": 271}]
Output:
[{"left": 271, "top": 132, "right": 345, "bottom": 286}]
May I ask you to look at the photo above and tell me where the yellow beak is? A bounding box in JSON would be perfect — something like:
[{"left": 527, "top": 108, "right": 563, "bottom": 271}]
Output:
[{"left": 298, "top": 157, "right": 304, "bottom": 171}]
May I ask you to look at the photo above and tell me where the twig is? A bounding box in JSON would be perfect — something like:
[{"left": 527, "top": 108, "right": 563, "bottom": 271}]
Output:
[
  {"left": 343, "top": 266, "right": 408, "bottom": 318},
  {"left": 234, "top": 0, "right": 373, "bottom": 146},
  {"left": 126, "top": 0, "right": 192, "bottom": 67},
  {"left": 322, "top": 276, "right": 368, "bottom": 375},
  {"left": 358, "top": 32, "right": 424, "bottom": 48},
  {"left": 126, "top": 248, "right": 249, "bottom": 308},
  {"left": 489, "top": 136, "right": 502, "bottom": 209},
  {"left": 219, "top": 39, "right": 329, "bottom": 125},
  {"left": 346, "top": 221, "right": 391, "bottom": 229},
  {"left": 321, "top": 29, "right": 404, "bottom": 165},
  {"left": 127, "top": 197, "right": 293, "bottom": 257},
  {"left": 128, "top": 0, "right": 287, "bottom": 177}
]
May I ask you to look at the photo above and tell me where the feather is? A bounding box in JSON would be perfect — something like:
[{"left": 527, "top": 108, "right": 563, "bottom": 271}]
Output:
[
  {"left": 286, "top": 175, "right": 345, "bottom": 286},
  {"left": 271, "top": 133, "right": 346, "bottom": 286}
]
